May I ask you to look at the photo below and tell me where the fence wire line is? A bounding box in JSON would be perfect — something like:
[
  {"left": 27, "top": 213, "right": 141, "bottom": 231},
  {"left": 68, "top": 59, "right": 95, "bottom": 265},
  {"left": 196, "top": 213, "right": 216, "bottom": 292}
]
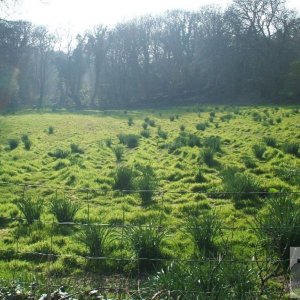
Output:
[{"left": 1, "top": 180, "right": 300, "bottom": 194}]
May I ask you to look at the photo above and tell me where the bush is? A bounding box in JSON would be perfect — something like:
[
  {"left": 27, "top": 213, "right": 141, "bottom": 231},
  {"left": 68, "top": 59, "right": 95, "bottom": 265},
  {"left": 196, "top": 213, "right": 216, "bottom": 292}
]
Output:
[
  {"left": 140, "top": 129, "right": 150, "bottom": 138},
  {"left": 49, "top": 198, "right": 80, "bottom": 223},
  {"left": 113, "top": 166, "right": 134, "bottom": 191},
  {"left": 70, "top": 143, "right": 84, "bottom": 154},
  {"left": 79, "top": 225, "right": 112, "bottom": 257},
  {"left": 196, "top": 123, "right": 206, "bottom": 131},
  {"left": 255, "top": 195, "right": 300, "bottom": 261},
  {"left": 8, "top": 139, "right": 19, "bottom": 150},
  {"left": 186, "top": 210, "right": 221, "bottom": 257},
  {"left": 125, "top": 223, "right": 165, "bottom": 272},
  {"left": 204, "top": 136, "right": 221, "bottom": 152},
  {"left": 113, "top": 145, "right": 124, "bottom": 162},
  {"left": 128, "top": 117, "right": 133, "bottom": 126},
  {"left": 264, "top": 136, "right": 277, "bottom": 147},
  {"left": 15, "top": 197, "right": 43, "bottom": 224},
  {"left": 252, "top": 144, "right": 266, "bottom": 159},
  {"left": 200, "top": 148, "right": 216, "bottom": 167},
  {"left": 168, "top": 132, "right": 201, "bottom": 153},
  {"left": 48, "top": 126, "right": 54, "bottom": 134},
  {"left": 135, "top": 166, "right": 158, "bottom": 205},
  {"left": 48, "top": 148, "right": 69, "bottom": 159},
  {"left": 118, "top": 134, "right": 139, "bottom": 148},
  {"left": 283, "top": 142, "right": 299, "bottom": 156},
  {"left": 222, "top": 167, "right": 260, "bottom": 208}
]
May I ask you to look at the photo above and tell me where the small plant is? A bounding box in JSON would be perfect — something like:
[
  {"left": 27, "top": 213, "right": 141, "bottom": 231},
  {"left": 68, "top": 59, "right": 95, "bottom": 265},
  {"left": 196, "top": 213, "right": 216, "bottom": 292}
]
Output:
[
  {"left": 276, "top": 117, "right": 282, "bottom": 123},
  {"left": 204, "top": 136, "right": 221, "bottom": 152},
  {"left": 242, "top": 156, "right": 257, "bottom": 169},
  {"left": 21, "top": 135, "right": 32, "bottom": 150},
  {"left": 148, "top": 119, "right": 156, "bottom": 127},
  {"left": 186, "top": 210, "right": 221, "bottom": 257},
  {"left": 210, "top": 111, "right": 215, "bottom": 118},
  {"left": 180, "top": 125, "right": 185, "bottom": 132},
  {"left": 283, "top": 142, "right": 299, "bottom": 156},
  {"left": 252, "top": 112, "right": 262, "bottom": 122},
  {"left": 113, "top": 145, "right": 124, "bottom": 162},
  {"left": 135, "top": 165, "right": 158, "bottom": 205},
  {"left": 118, "top": 134, "right": 139, "bottom": 148},
  {"left": 15, "top": 197, "right": 43, "bottom": 224},
  {"left": 105, "top": 138, "right": 112, "bottom": 148},
  {"left": 140, "top": 129, "right": 150, "bottom": 138},
  {"left": 128, "top": 117, "right": 134, "bottom": 126},
  {"left": 195, "top": 169, "right": 206, "bottom": 183},
  {"left": 49, "top": 198, "right": 80, "bottom": 222},
  {"left": 196, "top": 123, "right": 206, "bottom": 131},
  {"left": 48, "top": 126, "right": 54, "bottom": 134},
  {"left": 70, "top": 143, "right": 84, "bottom": 154},
  {"left": 169, "top": 116, "right": 175, "bottom": 122},
  {"left": 125, "top": 223, "right": 165, "bottom": 272},
  {"left": 144, "top": 117, "right": 150, "bottom": 123},
  {"left": 175, "top": 114, "right": 179, "bottom": 119},
  {"left": 157, "top": 128, "right": 168, "bottom": 139},
  {"left": 264, "top": 136, "right": 277, "bottom": 147},
  {"left": 48, "top": 148, "right": 69, "bottom": 159},
  {"left": 252, "top": 144, "right": 266, "bottom": 159},
  {"left": 53, "top": 161, "right": 67, "bottom": 170},
  {"left": 200, "top": 148, "right": 216, "bottom": 167},
  {"left": 222, "top": 167, "right": 260, "bottom": 208},
  {"left": 113, "top": 166, "right": 134, "bottom": 191},
  {"left": 142, "top": 122, "right": 148, "bottom": 130},
  {"left": 8, "top": 139, "right": 19, "bottom": 150},
  {"left": 79, "top": 225, "right": 112, "bottom": 257}
]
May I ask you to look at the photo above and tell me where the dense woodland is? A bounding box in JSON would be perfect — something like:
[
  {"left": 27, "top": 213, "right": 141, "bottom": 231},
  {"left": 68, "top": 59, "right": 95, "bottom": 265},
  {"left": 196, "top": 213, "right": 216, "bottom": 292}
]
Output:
[{"left": 0, "top": 0, "right": 300, "bottom": 110}]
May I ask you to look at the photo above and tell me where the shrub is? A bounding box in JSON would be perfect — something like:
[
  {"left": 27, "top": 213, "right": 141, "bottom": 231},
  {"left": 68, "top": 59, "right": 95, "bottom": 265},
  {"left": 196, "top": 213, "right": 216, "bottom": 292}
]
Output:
[
  {"left": 8, "top": 139, "right": 19, "bottom": 150},
  {"left": 264, "top": 136, "right": 277, "bottom": 147},
  {"left": 252, "top": 144, "right": 266, "bottom": 159},
  {"left": 283, "top": 142, "right": 299, "bottom": 156},
  {"left": 50, "top": 198, "right": 80, "bottom": 222},
  {"left": 254, "top": 195, "right": 300, "bottom": 261},
  {"left": 15, "top": 197, "right": 43, "bottom": 224},
  {"left": 140, "top": 129, "right": 150, "bottom": 138},
  {"left": 113, "top": 166, "right": 134, "bottom": 191},
  {"left": 204, "top": 136, "right": 221, "bottom": 152},
  {"left": 21, "top": 135, "right": 31, "bottom": 150},
  {"left": 113, "top": 145, "right": 124, "bottom": 162},
  {"left": 128, "top": 117, "right": 133, "bottom": 126},
  {"left": 142, "top": 122, "right": 148, "bottom": 130},
  {"left": 70, "top": 143, "right": 84, "bottom": 154},
  {"left": 186, "top": 210, "right": 221, "bottom": 257},
  {"left": 48, "top": 126, "right": 54, "bottom": 134},
  {"left": 196, "top": 123, "right": 206, "bottom": 131},
  {"left": 135, "top": 165, "right": 158, "bottom": 205},
  {"left": 157, "top": 128, "right": 168, "bottom": 139},
  {"left": 200, "top": 148, "right": 216, "bottom": 167},
  {"left": 79, "top": 225, "right": 112, "bottom": 257},
  {"left": 118, "top": 134, "right": 139, "bottom": 148},
  {"left": 48, "top": 149, "right": 69, "bottom": 159},
  {"left": 222, "top": 167, "right": 260, "bottom": 208},
  {"left": 125, "top": 223, "right": 165, "bottom": 272}
]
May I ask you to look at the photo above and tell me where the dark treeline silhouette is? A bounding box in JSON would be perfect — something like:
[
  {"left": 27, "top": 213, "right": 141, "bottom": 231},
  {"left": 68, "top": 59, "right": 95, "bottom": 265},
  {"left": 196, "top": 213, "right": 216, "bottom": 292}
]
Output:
[{"left": 0, "top": 0, "right": 300, "bottom": 110}]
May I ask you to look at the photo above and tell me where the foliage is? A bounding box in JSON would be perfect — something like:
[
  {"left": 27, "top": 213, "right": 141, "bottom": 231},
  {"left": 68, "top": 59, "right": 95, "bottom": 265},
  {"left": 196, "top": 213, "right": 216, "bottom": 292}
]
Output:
[
  {"left": 252, "top": 144, "right": 266, "bottom": 160},
  {"left": 49, "top": 197, "right": 80, "bottom": 222},
  {"left": 200, "top": 148, "right": 216, "bottom": 167},
  {"left": 113, "top": 166, "right": 134, "bottom": 191},
  {"left": 283, "top": 142, "right": 299, "bottom": 156},
  {"left": 21, "top": 135, "right": 32, "bottom": 150},
  {"left": 140, "top": 129, "right": 150, "bottom": 138},
  {"left": 113, "top": 145, "right": 124, "bottom": 162},
  {"left": 15, "top": 197, "right": 43, "bottom": 224},
  {"left": 70, "top": 143, "right": 84, "bottom": 154},
  {"left": 7, "top": 138, "right": 19, "bottom": 150},
  {"left": 48, "top": 148, "right": 69, "bottom": 159},
  {"left": 264, "top": 136, "right": 277, "bottom": 147},
  {"left": 118, "top": 134, "right": 139, "bottom": 148}
]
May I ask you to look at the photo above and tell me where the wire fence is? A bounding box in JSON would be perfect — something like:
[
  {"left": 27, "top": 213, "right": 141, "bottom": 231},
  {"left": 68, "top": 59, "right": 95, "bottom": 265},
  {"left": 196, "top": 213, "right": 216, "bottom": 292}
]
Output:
[{"left": 0, "top": 180, "right": 299, "bottom": 299}]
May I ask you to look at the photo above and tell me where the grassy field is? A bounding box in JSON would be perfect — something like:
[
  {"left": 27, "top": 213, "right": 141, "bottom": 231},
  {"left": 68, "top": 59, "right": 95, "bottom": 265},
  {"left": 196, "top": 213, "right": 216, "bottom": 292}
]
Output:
[{"left": 0, "top": 105, "right": 299, "bottom": 297}]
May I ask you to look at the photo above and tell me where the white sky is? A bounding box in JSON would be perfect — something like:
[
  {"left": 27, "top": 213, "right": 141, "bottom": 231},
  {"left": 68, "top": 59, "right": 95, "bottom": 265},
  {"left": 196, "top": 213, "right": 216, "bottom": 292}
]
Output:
[{"left": 5, "top": 0, "right": 300, "bottom": 36}]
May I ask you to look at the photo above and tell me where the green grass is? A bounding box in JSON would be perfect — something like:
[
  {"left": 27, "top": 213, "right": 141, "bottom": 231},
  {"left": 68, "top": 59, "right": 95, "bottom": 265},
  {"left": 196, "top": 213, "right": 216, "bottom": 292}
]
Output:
[{"left": 0, "top": 105, "right": 299, "bottom": 294}]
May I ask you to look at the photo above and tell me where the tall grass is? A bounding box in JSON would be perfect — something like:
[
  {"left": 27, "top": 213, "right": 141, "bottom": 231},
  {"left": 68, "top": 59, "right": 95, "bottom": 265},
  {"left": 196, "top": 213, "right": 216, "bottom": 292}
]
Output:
[
  {"left": 49, "top": 198, "right": 80, "bottom": 222},
  {"left": 15, "top": 197, "right": 43, "bottom": 224},
  {"left": 252, "top": 144, "right": 266, "bottom": 159},
  {"left": 283, "top": 142, "right": 299, "bottom": 156},
  {"left": 113, "top": 166, "right": 134, "bottom": 191},
  {"left": 113, "top": 145, "right": 124, "bottom": 162},
  {"left": 8, "top": 139, "right": 19, "bottom": 150}
]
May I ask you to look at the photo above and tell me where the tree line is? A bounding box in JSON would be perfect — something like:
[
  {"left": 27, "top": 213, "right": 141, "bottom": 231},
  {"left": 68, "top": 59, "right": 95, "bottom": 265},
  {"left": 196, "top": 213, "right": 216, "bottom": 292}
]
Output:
[{"left": 0, "top": 0, "right": 300, "bottom": 110}]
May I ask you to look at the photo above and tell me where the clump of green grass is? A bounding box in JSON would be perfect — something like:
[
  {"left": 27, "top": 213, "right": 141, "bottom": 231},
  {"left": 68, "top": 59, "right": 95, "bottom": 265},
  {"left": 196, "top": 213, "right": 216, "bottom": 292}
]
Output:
[
  {"left": 48, "top": 126, "right": 54, "bottom": 134},
  {"left": 222, "top": 167, "right": 261, "bottom": 208},
  {"left": 252, "top": 144, "right": 266, "bottom": 160},
  {"left": 79, "top": 225, "right": 112, "bottom": 257},
  {"left": 118, "top": 134, "right": 139, "bottom": 148},
  {"left": 48, "top": 148, "right": 69, "bottom": 159},
  {"left": 242, "top": 156, "right": 257, "bottom": 169},
  {"left": 15, "top": 197, "right": 44, "bottom": 224},
  {"left": 276, "top": 117, "right": 282, "bottom": 123},
  {"left": 204, "top": 136, "right": 221, "bottom": 152},
  {"left": 113, "top": 166, "right": 134, "bottom": 191},
  {"left": 8, "top": 139, "right": 19, "bottom": 150},
  {"left": 140, "top": 129, "right": 150, "bottom": 138},
  {"left": 263, "top": 136, "right": 277, "bottom": 147},
  {"left": 53, "top": 161, "right": 67, "bottom": 170},
  {"left": 196, "top": 123, "right": 207, "bottom": 131},
  {"left": 142, "top": 122, "right": 148, "bottom": 130},
  {"left": 70, "top": 143, "right": 84, "bottom": 154},
  {"left": 252, "top": 112, "right": 262, "bottom": 122},
  {"left": 283, "top": 142, "right": 299, "bottom": 156},
  {"left": 194, "top": 169, "right": 207, "bottom": 183},
  {"left": 169, "top": 116, "right": 175, "bottom": 122},
  {"left": 113, "top": 145, "right": 125, "bottom": 162},
  {"left": 220, "top": 113, "right": 233, "bottom": 122},
  {"left": 125, "top": 223, "right": 166, "bottom": 272},
  {"left": 157, "top": 128, "right": 168, "bottom": 139},
  {"left": 135, "top": 165, "right": 158, "bottom": 205},
  {"left": 200, "top": 148, "right": 216, "bottom": 167},
  {"left": 180, "top": 125, "right": 185, "bottom": 132},
  {"left": 185, "top": 210, "right": 221, "bottom": 257},
  {"left": 105, "top": 138, "right": 112, "bottom": 148},
  {"left": 168, "top": 132, "right": 201, "bottom": 153},
  {"left": 21, "top": 135, "right": 32, "bottom": 150},
  {"left": 49, "top": 198, "right": 80, "bottom": 222},
  {"left": 128, "top": 117, "right": 133, "bottom": 126}
]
